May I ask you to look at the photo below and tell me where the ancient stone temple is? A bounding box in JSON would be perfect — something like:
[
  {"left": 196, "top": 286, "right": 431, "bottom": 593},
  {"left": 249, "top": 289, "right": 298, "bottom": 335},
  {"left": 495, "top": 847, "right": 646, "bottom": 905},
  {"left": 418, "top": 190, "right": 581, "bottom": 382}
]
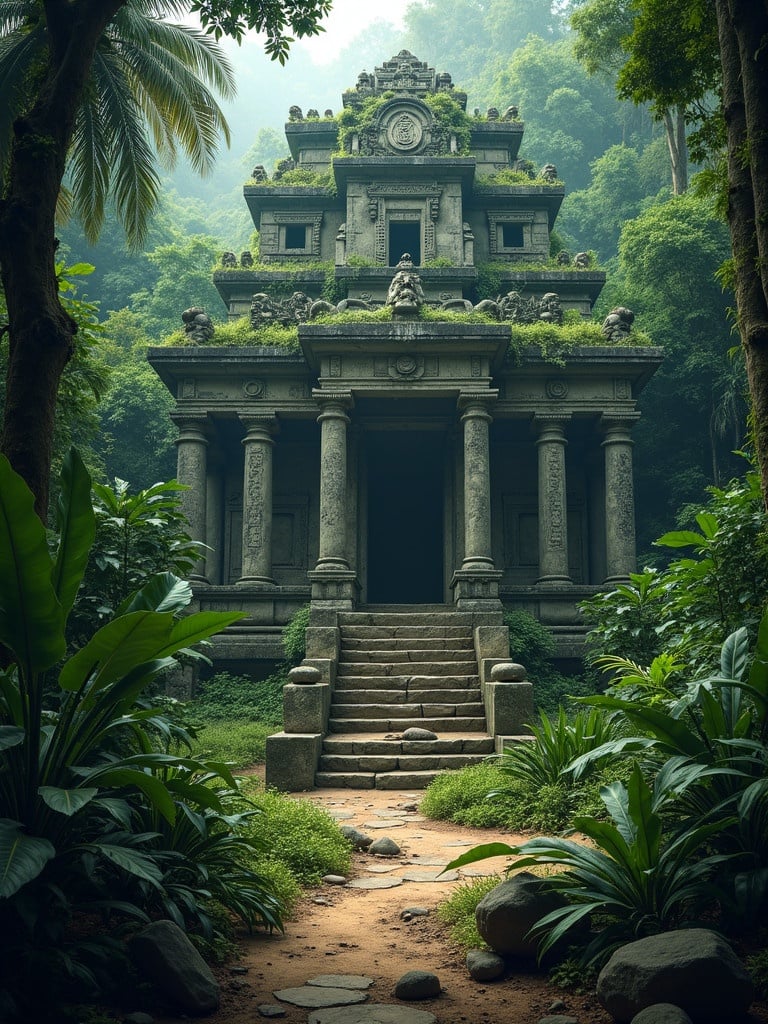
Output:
[{"left": 148, "top": 51, "right": 662, "bottom": 789}]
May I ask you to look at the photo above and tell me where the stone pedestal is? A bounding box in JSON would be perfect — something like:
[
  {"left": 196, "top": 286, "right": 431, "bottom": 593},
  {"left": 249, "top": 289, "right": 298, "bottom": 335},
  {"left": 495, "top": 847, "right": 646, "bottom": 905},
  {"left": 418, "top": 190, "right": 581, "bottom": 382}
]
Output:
[
  {"left": 265, "top": 733, "right": 323, "bottom": 792},
  {"left": 452, "top": 391, "right": 502, "bottom": 609},
  {"left": 602, "top": 415, "right": 639, "bottom": 583},
  {"left": 535, "top": 415, "right": 571, "bottom": 585},
  {"left": 172, "top": 414, "right": 209, "bottom": 582},
  {"left": 238, "top": 415, "right": 277, "bottom": 585}
]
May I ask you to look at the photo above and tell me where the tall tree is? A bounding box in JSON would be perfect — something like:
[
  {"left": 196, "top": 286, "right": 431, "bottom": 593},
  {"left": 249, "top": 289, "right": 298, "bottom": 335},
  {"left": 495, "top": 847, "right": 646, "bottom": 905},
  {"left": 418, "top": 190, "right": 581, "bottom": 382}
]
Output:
[{"left": 0, "top": 0, "right": 330, "bottom": 519}]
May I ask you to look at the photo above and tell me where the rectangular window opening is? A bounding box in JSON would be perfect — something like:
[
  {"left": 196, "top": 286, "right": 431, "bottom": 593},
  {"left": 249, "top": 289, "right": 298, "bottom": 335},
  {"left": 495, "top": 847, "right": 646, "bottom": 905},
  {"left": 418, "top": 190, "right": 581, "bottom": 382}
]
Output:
[
  {"left": 285, "top": 224, "right": 308, "bottom": 250},
  {"left": 501, "top": 222, "right": 524, "bottom": 248}
]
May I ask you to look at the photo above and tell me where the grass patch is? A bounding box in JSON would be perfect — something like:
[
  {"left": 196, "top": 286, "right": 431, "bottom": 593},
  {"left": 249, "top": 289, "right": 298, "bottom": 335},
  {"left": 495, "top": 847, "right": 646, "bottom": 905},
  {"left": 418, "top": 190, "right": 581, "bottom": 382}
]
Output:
[
  {"left": 192, "top": 671, "right": 285, "bottom": 725},
  {"left": 437, "top": 876, "right": 501, "bottom": 949},
  {"left": 187, "top": 719, "right": 276, "bottom": 768},
  {"left": 239, "top": 783, "right": 352, "bottom": 885}
]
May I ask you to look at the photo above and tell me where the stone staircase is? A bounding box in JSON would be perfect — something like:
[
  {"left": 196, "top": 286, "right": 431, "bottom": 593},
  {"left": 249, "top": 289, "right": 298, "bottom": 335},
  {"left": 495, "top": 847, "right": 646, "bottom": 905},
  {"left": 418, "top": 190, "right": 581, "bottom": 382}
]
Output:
[{"left": 315, "top": 610, "right": 496, "bottom": 789}]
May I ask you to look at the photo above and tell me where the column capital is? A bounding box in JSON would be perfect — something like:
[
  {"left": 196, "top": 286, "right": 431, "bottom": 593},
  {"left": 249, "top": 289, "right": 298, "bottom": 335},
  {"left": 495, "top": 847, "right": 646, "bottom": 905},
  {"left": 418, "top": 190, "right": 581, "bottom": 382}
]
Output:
[
  {"left": 457, "top": 389, "right": 498, "bottom": 419},
  {"left": 533, "top": 413, "right": 570, "bottom": 442},
  {"left": 312, "top": 388, "right": 354, "bottom": 410},
  {"left": 171, "top": 412, "right": 209, "bottom": 443},
  {"left": 600, "top": 413, "right": 641, "bottom": 443},
  {"left": 239, "top": 413, "right": 278, "bottom": 440}
]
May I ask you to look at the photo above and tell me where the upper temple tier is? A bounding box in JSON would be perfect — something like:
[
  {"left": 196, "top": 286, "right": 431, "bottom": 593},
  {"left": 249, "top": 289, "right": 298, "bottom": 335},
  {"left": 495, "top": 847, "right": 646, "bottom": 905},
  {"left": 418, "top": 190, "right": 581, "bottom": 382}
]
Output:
[{"left": 213, "top": 50, "right": 606, "bottom": 315}]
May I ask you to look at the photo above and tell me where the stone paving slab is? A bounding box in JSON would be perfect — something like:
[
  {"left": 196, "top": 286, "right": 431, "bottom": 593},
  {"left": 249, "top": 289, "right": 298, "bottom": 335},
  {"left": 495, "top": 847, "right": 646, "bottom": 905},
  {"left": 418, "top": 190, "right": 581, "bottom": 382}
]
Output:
[
  {"left": 365, "top": 863, "right": 402, "bottom": 873},
  {"left": 346, "top": 876, "right": 403, "bottom": 889},
  {"left": 400, "top": 869, "right": 459, "bottom": 882},
  {"left": 362, "top": 819, "right": 405, "bottom": 828},
  {"left": 307, "top": 975, "right": 374, "bottom": 990},
  {"left": 273, "top": 986, "right": 367, "bottom": 1008},
  {"left": 406, "top": 857, "right": 448, "bottom": 866},
  {"left": 309, "top": 1005, "right": 437, "bottom": 1024}
]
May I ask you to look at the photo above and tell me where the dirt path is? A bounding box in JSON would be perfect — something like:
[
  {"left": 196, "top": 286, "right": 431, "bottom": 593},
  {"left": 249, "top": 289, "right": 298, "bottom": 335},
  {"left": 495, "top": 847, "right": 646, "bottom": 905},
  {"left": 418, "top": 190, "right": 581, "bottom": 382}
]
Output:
[{"left": 152, "top": 785, "right": 614, "bottom": 1024}]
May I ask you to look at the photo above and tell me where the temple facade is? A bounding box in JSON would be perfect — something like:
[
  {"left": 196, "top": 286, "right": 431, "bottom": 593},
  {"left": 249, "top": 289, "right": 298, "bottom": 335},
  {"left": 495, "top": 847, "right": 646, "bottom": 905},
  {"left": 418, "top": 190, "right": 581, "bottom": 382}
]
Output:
[{"left": 148, "top": 51, "right": 663, "bottom": 676}]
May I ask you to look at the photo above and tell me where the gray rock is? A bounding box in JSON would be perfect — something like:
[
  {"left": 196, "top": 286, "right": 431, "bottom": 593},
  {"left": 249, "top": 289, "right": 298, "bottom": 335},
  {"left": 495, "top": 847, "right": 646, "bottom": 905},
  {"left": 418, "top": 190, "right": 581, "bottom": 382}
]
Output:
[
  {"left": 490, "top": 662, "right": 527, "bottom": 682},
  {"left": 596, "top": 929, "right": 754, "bottom": 1023},
  {"left": 394, "top": 970, "right": 441, "bottom": 1000},
  {"left": 466, "top": 949, "right": 505, "bottom": 981},
  {"left": 369, "top": 836, "right": 401, "bottom": 856},
  {"left": 307, "top": 975, "right": 374, "bottom": 990},
  {"left": 288, "top": 665, "right": 321, "bottom": 684},
  {"left": 631, "top": 1005, "right": 693, "bottom": 1024},
  {"left": 401, "top": 869, "right": 458, "bottom": 882},
  {"left": 475, "top": 873, "right": 566, "bottom": 957},
  {"left": 273, "top": 986, "right": 367, "bottom": 1008},
  {"left": 347, "top": 876, "right": 403, "bottom": 889},
  {"left": 128, "top": 919, "right": 219, "bottom": 1015},
  {"left": 402, "top": 728, "right": 438, "bottom": 741},
  {"left": 309, "top": 1007, "right": 437, "bottom": 1024},
  {"left": 257, "top": 1006, "right": 287, "bottom": 1019},
  {"left": 340, "top": 825, "right": 373, "bottom": 850},
  {"left": 322, "top": 874, "right": 347, "bottom": 885},
  {"left": 402, "top": 907, "right": 430, "bottom": 919}
]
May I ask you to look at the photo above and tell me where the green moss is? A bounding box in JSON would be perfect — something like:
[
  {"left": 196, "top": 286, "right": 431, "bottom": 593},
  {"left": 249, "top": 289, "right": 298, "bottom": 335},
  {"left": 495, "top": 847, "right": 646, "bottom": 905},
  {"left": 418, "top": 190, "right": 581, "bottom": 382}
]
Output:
[
  {"left": 508, "top": 320, "right": 653, "bottom": 364},
  {"left": 476, "top": 169, "right": 563, "bottom": 187},
  {"left": 162, "top": 318, "right": 301, "bottom": 350},
  {"left": 246, "top": 167, "right": 336, "bottom": 193},
  {"left": 334, "top": 90, "right": 472, "bottom": 156}
]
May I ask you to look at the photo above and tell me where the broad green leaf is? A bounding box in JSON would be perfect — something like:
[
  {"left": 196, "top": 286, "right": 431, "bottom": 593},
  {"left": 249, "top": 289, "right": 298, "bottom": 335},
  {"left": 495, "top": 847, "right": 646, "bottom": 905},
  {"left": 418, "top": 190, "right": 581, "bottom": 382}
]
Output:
[
  {"left": 748, "top": 609, "right": 768, "bottom": 707},
  {"left": 84, "top": 767, "right": 176, "bottom": 824},
  {"left": 51, "top": 450, "right": 96, "bottom": 619},
  {"left": 59, "top": 611, "right": 174, "bottom": 692},
  {"left": 720, "top": 627, "right": 750, "bottom": 682},
  {"left": 89, "top": 843, "right": 162, "bottom": 885},
  {"left": 116, "top": 572, "right": 192, "bottom": 616},
  {"left": 655, "top": 529, "right": 707, "bottom": 549},
  {"left": 443, "top": 842, "right": 518, "bottom": 872},
  {"left": 156, "top": 610, "right": 244, "bottom": 658},
  {"left": 0, "top": 455, "right": 65, "bottom": 672},
  {"left": 600, "top": 780, "right": 636, "bottom": 847},
  {"left": 0, "top": 725, "right": 24, "bottom": 750},
  {"left": 626, "top": 765, "right": 660, "bottom": 870},
  {"left": 0, "top": 819, "right": 56, "bottom": 898},
  {"left": 38, "top": 786, "right": 98, "bottom": 816}
]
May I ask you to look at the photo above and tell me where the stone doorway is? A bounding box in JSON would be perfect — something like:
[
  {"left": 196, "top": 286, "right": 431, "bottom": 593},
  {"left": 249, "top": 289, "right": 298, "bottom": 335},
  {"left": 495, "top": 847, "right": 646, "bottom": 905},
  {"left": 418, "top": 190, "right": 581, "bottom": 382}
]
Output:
[
  {"left": 365, "top": 429, "right": 445, "bottom": 603},
  {"left": 388, "top": 221, "right": 421, "bottom": 265}
]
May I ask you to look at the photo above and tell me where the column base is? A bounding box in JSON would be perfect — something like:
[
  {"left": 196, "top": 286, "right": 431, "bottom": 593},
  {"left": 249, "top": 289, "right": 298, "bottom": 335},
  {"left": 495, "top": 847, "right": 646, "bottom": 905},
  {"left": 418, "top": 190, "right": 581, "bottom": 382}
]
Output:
[
  {"left": 188, "top": 573, "right": 210, "bottom": 584},
  {"left": 309, "top": 569, "right": 359, "bottom": 608},
  {"left": 236, "top": 575, "right": 276, "bottom": 586},
  {"left": 536, "top": 575, "right": 573, "bottom": 587},
  {"left": 603, "top": 573, "right": 632, "bottom": 585},
  {"left": 450, "top": 568, "right": 503, "bottom": 610}
]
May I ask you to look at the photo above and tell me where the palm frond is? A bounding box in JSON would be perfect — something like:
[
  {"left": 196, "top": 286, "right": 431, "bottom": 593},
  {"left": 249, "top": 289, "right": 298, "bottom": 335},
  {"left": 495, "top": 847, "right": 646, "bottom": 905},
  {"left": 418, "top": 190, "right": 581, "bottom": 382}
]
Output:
[
  {"left": 0, "top": 26, "right": 46, "bottom": 181},
  {"left": 69, "top": 74, "right": 113, "bottom": 243},
  {"left": 0, "top": 1, "right": 35, "bottom": 34}
]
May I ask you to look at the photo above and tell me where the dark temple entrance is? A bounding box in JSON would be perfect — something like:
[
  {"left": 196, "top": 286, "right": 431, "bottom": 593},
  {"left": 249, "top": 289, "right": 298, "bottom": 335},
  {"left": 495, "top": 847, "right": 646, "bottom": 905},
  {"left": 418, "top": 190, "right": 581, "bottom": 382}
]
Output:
[
  {"left": 389, "top": 222, "right": 421, "bottom": 265},
  {"left": 366, "top": 430, "right": 444, "bottom": 604}
]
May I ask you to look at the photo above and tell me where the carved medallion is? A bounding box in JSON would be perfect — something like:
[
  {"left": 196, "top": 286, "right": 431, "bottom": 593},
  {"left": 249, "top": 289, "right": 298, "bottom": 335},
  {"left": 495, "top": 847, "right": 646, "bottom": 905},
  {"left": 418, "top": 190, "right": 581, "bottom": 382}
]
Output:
[
  {"left": 546, "top": 379, "right": 569, "bottom": 400},
  {"left": 243, "top": 379, "right": 265, "bottom": 399},
  {"left": 387, "top": 113, "right": 422, "bottom": 151}
]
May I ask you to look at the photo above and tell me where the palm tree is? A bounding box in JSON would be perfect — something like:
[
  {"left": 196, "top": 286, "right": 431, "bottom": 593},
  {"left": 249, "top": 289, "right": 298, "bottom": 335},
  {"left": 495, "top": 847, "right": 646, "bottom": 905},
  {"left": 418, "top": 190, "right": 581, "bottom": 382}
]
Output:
[{"left": 0, "top": 0, "right": 235, "bottom": 247}]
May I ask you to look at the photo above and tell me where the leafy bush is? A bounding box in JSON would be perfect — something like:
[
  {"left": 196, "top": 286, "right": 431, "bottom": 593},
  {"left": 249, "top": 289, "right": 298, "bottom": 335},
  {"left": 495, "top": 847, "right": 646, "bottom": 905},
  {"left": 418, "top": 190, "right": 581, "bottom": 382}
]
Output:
[
  {"left": 282, "top": 604, "right": 310, "bottom": 663},
  {"left": 239, "top": 784, "right": 352, "bottom": 884},
  {"left": 193, "top": 671, "right": 284, "bottom": 724},
  {"left": 437, "top": 877, "right": 501, "bottom": 949},
  {"left": 421, "top": 762, "right": 510, "bottom": 825},
  {"left": 504, "top": 609, "right": 590, "bottom": 713}
]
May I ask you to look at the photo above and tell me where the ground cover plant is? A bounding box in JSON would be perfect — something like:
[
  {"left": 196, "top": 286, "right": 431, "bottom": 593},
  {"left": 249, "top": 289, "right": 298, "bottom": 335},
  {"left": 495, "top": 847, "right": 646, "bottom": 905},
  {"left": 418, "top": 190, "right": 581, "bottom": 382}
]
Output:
[
  {"left": 436, "top": 876, "right": 501, "bottom": 949},
  {"left": 0, "top": 450, "right": 286, "bottom": 1020}
]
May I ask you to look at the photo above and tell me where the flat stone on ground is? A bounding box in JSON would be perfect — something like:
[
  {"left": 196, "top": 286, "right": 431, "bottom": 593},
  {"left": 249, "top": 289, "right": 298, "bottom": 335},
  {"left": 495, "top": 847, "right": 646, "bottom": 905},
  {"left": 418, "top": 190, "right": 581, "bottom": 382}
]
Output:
[
  {"left": 257, "top": 1005, "right": 287, "bottom": 1018},
  {"left": 309, "top": 1006, "right": 437, "bottom": 1024},
  {"left": 366, "top": 863, "right": 401, "bottom": 873},
  {"left": 401, "top": 870, "right": 458, "bottom": 882},
  {"left": 307, "top": 975, "right": 374, "bottom": 990},
  {"left": 407, "top": 856, "right": 447, "bottom": 866},
  {"left": 363, "top": 819, "right": 406, "bottom": 828},
  {"left": 347, "top": 877, "right": 403, "bottom": 889},
  {"left": 322, "top": 874, "right": 347, "bottom": 885},
  {"left": 273, "top": 986, "right": 367, "bottom": 1009}
]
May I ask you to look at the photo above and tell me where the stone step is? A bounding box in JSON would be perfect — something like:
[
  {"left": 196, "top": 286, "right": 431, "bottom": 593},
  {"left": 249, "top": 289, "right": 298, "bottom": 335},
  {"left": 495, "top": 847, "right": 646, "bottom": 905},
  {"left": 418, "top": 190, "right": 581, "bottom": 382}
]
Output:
[
  {"left": 337, "top": 648, "right": 473, "bottom": 664},
  {"left": 328, "top": 716, "right": 488, "bottom": 733},
  {"left": 340, "top": 625, "right": 473, "bottom": 641},
  {"left": 314, "top": 770, "right": 442, "bottom": 790},
  {"left": 330, "top": 701, "right": 486, "bottom": 720},
  {"left": 338, "top": 612, "right": 475, "bottom": 627},
  {"left": 334, "top": 674, "right": 479, "bottom": 691},
  {"left": 336, "top": 661, "right": 478, "bottom": 677},
  {"left": 332, "top": 688, "right": 482, "bottom": 705},
  {"left": 322, "top": 734, "right": 495, "bottom": 755},
  {"left": 318, "top": 752, "right": 491, "bottom": 773},
  {"left": 341, "top": 637, "right": 474, "bottom": 652}
]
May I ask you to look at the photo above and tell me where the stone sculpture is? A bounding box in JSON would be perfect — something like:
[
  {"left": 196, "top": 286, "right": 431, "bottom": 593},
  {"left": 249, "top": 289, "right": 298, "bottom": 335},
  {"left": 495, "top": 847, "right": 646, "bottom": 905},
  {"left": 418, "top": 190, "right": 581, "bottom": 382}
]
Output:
[
  {"left": 288, "top": 105, "right": 303, "bottom": 121},
  {"left": 556, "top": 249, "right": 571, "bottom": 265},
  {"left": 539, "top": 292, "right": 563, "bottom": 324},
  {"left": 250, "top": 291, "right": 314, "bottom": 329},
  {"left": 181, "top": 307, "right": 214, "bottom": 344},
  {"left": 220, "top": 251, "right": 237, "bottom": 268},
  {"left": 574, "top": 251, "right": 591, "bottom": 268},
  {"left": 602, "top": 306, "right": 635, "bottom": 342},
  {"left": 503, "top": 105, "right": 519, "bottom": 120},
  {"left": 240, "top": 251, "right": 253, "bottom": 267},
  {"left": 540, "top": 163, "right": 558, "bottom": 182},
  {"left": 386, "top": 254, "right": 425, "bottom": 312},
  {"left": 250, "top": 164, "right": 267, "bottom": 181}
]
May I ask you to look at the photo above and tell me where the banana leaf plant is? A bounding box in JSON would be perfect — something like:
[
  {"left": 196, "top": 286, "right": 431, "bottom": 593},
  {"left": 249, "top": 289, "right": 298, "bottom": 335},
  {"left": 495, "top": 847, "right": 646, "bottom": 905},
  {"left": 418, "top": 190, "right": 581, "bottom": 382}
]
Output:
[{"left": 0, "top": 450, "right": 243, "bottom": 900}]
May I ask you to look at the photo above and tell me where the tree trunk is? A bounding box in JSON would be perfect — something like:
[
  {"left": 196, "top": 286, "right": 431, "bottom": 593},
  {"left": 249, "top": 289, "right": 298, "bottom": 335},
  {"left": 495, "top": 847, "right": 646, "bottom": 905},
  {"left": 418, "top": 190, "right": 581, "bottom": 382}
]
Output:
[
  {"left": 715, "top": 0, "right": 768, "bottom": 508},
  {"left": 0, "top": 0, "right": 125, "bottom": 520},
  {"left": 662, "top": 106, "right": 688, "bottom": 194}
]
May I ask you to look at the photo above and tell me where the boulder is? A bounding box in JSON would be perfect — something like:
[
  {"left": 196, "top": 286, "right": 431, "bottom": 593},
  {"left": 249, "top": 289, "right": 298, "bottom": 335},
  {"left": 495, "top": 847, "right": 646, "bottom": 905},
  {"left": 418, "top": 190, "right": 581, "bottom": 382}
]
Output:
[
  {"left": 402, "top": 728, "right": 438, "bottom": 741},
  {"left": 394, "top": 971, "right": 441, "bottom": 1000},
  {"left": 596, "top": 929, "right": 754, "bottom": 1023},
  {"left": 369, "top": 836, "right": 401, "bottom": 857},
  {"left": 466, "top": 949, "right": 505, "bottom": 981},
  {"left": 631, "top": 1005, "right": 693, "bottom": 1024},
  {"left": 339, "top": 825, "right": 372, "bottom": 850},
  {"left": 129, "top": 919, "right": 219, "bottom": 1016},
  {"left": 475, "top": 873, "right": 566, "bottom": 957},
  {"left": 490, "top": 662, "right": 527, "bottom": 682}
]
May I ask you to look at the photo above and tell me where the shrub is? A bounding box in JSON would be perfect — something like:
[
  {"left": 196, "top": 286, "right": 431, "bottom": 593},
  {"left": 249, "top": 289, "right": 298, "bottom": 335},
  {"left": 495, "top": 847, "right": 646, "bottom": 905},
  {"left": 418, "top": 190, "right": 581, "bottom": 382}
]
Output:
[
  {"left": 193, "top": 671, "right": 284, "bottom": 724},
  {"left": 504, "top": 609, "right": 589, "bottom": 714},
  {"left": 283, "top": 604, "right": 310, "bottom": 663},
  {"left": 187, "top": 719, "right": 277, "bottom": 767},
  {"left": 239, "top": 784, "right": 352, "bottom": 884},
  {"left": 421, "top": 762, "right": 509, "bottom": 824},
  {"left": 437, "top": 877, "right": 501, "bottom": 949}
]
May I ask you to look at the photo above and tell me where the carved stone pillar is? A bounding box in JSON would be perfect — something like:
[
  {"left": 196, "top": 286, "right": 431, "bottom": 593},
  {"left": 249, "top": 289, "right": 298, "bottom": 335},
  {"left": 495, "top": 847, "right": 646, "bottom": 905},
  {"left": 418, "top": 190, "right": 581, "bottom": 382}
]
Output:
[
  {"left": 172, "top": 414, "right": 208, "bottom": 582},
  {"left": 310, "top": 390, "right": 358, "bottom": 606},
  {"left": 602, "top": 415, "right": 640, "bottom": 583},
  {"left": 238, "top": 415, "right": 277, "bottom": 585},
  {"left": 451, "top": 392, "right": 502, "bottom": 608},
  {"left": 535, "top": 415, "right": 571, "bottom": 585}
]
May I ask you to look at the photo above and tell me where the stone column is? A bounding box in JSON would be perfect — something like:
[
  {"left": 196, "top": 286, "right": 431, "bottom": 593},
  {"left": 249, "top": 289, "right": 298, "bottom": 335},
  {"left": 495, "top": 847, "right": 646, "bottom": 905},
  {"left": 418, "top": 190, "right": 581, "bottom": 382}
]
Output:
[
  {"left": 314, "top": 391, "right": 353, "bottom": 572},
  {"left": 172, "top": 414, "right": 208, "bottom": 582},
  {"left": 602, "top": 415, "right": 640, "bottom": 583},
  {"left": 535, "top": 415, "right": 571, "bottom": 585},
  {"left": 238, "top": 415, "right": 277, "bottom": 585},
  {"left": 460, "top": 393, "right": 496, "bottom": 572},
  {"left": 451, "top": 392, "right": 502, "bottom": 608},
  {"left": 309, "top": 391, "right": 358, "bottom": 607}
]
